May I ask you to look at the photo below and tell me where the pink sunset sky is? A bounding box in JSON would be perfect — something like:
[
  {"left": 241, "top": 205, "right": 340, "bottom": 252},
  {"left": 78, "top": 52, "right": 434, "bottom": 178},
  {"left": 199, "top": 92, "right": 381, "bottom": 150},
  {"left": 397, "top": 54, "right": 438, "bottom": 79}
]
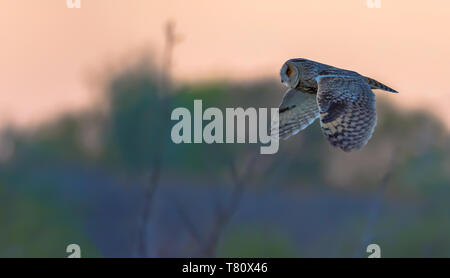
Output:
[{"left": 1, "top": 0, "right": 449, "bottom": 129}]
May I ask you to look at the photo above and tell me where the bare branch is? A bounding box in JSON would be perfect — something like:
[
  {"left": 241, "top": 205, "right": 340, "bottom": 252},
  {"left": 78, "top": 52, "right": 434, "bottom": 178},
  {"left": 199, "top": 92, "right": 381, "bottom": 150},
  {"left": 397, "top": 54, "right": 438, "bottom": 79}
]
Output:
[
  {"left": 137, "top": 20, "right": 182, "bottom": 258},
  {"left": 172, "top": 196, "right": 205, "bottom": 249},
  {"left": 202, "top": 152, "right": 260, "bottom": 257}
]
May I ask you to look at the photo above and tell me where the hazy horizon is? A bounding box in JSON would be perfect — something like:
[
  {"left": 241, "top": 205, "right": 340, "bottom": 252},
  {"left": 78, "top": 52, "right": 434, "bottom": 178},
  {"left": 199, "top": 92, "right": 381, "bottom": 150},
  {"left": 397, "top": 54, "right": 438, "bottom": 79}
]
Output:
[{"left": 1, "top": 0, "right": 449, "bottom": 129}]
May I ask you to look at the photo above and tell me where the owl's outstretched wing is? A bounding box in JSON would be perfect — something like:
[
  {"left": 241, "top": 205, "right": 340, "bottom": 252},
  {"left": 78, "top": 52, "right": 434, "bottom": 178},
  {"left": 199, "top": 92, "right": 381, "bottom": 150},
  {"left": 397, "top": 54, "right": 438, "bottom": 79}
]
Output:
[
  {"left": 316, "top": 75, "right": 377, "bottom": 152},
  {"left": 271, "top": 88, "right": 319, "bottom": 140}
]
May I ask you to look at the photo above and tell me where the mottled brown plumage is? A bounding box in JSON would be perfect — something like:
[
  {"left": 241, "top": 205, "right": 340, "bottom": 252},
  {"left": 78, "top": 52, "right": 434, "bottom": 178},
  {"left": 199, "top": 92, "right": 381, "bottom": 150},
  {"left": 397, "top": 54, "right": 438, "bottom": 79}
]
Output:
[{"left": 273, "top": 58, "right": 397, "bottom": 151}]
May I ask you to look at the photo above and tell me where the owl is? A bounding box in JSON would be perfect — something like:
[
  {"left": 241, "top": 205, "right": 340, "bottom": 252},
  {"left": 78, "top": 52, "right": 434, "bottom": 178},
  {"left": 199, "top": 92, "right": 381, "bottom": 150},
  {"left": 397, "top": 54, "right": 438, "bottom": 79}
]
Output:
[{"left": 272, "top": 58, "right": 398, "bottom": 152}]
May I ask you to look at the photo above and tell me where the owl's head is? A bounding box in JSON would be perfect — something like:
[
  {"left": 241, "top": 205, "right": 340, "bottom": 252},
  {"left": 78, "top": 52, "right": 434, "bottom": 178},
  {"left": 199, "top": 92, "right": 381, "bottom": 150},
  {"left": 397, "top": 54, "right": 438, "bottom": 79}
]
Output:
[{"left": 280, "top": 61, "right": 301, "bottom": 88}]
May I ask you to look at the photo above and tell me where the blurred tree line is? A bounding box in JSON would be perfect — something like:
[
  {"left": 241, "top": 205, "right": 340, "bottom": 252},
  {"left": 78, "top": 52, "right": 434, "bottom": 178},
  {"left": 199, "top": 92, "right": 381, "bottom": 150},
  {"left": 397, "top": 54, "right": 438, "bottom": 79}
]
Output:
[{"left": 1, "top": 55, "right": 450, "bottom": 257}]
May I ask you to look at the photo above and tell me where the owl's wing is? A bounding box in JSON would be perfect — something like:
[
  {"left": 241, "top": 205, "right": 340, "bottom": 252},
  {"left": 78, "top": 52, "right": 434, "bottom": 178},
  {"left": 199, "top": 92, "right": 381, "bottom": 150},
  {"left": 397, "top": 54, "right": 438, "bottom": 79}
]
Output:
[
  {"left": 271, "top": 88, "right": 319, "bottom": 139},
  {"left": 316, "top": 75, "right": 377, "bottom": 152}
]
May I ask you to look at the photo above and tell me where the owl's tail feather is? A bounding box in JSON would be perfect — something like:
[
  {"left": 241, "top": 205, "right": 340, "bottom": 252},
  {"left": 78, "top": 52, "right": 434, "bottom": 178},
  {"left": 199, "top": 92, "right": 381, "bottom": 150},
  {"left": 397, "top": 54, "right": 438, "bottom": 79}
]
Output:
[{"left": 364, "top": 77, "right": 398, "bottom": 93}]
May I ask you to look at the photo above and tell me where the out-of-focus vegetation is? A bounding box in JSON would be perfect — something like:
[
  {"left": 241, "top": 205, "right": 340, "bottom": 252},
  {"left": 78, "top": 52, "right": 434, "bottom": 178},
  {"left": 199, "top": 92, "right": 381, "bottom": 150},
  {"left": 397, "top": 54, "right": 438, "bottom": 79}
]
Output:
[{"left": 1, "top": 56, "right": 450, "bottom": 257}]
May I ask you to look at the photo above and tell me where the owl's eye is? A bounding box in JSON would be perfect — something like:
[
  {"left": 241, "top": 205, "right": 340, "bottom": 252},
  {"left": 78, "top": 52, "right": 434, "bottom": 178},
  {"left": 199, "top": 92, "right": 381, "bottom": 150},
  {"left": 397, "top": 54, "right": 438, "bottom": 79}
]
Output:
[{"left": 286, "top": 67, "right": 293, "bottom": 77}]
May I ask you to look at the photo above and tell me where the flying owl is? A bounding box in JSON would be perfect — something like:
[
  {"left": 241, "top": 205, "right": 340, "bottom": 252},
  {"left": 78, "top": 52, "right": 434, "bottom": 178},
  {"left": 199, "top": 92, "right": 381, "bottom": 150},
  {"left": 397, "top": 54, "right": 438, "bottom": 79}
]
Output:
[{"left": 272, "top": 58, "right": 398, "bottom": 152}]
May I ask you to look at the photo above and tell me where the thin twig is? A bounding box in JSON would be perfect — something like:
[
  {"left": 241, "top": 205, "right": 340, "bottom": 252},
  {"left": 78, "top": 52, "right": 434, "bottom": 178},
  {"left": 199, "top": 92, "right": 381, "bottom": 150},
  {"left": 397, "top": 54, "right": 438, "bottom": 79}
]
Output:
[
  {"left": 172, "top": 196, "right": 205, "bottom": 249},
  {"left": 137, "top": 158, "right": 162, "bottom": 257},
  {"left": 137, "top": 20, "right": 181, "bottom": 257},
  {"left": 202, "top": 153, "right": 260, "bottom": 257}
]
